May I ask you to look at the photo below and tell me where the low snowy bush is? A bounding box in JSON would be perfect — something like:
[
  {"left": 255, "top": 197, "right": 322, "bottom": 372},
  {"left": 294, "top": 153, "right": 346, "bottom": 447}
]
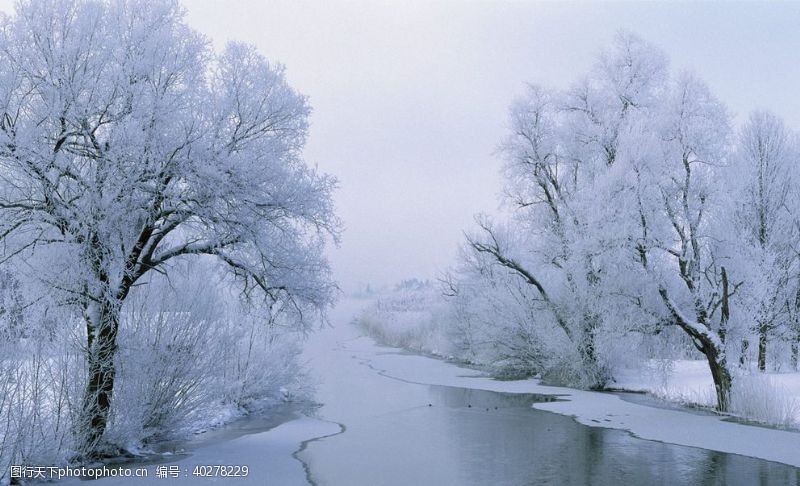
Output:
[
  {"left": 0, "top": 325, "right": 84, "bottom": 484},
  {"left": 355, "top": 279, "right": 454, "bottom": 357},
  {"left": 105, "top": 268, "right": 307, "bottom": 451},
  {"left": 651, "top": 384, "right": 717, "bottom": 410},
  {"left": 356, "top": 278, "right": 600, "bottom": 384},
  {"left": 356, "top": 278, "right": 583, "bottom": 382},
  {"left": 0, "top": 266, "right": 308, "bottom": 480},
  {"left": 730, "top": 374, "right": 800, "bottom": 429},
  {"left": 106, "top": 277, "right": 225, "bottom": 449},
  {"left": 216, "top": 307, "right": 308, "bottom": 410}
]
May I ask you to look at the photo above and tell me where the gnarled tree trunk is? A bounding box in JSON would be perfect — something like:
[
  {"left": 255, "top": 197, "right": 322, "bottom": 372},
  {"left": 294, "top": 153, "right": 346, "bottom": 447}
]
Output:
[
  {"left": 80, "top": 300, "right": 121, "bottom": 458},
  {"left": 705, "top": 344, "right": 732, "bottom": 412},
  {"left": 740, "top": 338, "right": 749, "bottom": 367},
  {"left": 757, "top": 323, "right": 768, "bottom": 371},
  {"left": 659, "top": 287, "right": 732, "bottom": 412}
]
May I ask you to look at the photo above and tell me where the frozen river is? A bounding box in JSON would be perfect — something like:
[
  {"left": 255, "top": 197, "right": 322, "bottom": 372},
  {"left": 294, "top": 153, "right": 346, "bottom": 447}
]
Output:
[
  {"left": 298, "top": 301, "right": 800, "bottom": 485},
  {"left": 303, "top": 382, "right": 800, "bottom": 485}
]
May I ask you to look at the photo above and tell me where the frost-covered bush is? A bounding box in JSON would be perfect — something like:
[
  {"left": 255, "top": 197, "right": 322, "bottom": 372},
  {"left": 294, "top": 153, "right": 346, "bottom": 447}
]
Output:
[
  {"left": 356, "top": 279, "right": 454, "bottom": 357},
  {"left": 105, "top": 266, "right": 306, "bottom": 451},
  {"left": 450, "top": 276, "right": 557, "bottom": 379},
  {"left": 214, "top": 296, "right": 309, "bottom": 410},
  {"left": 107, "top": 276, "right": 224, "bottom": 448},
  {"left": 730, "top": 374, "right": 800, "bottom": 429},
  {"left": 355, "top": 277, "right": 584, "bottom": 382},
  {"left": 0, "top": 274, "right": 84, "bottom": 483},
  {"left": 0, "top": 264, "right": 307, "bottom": 479}
]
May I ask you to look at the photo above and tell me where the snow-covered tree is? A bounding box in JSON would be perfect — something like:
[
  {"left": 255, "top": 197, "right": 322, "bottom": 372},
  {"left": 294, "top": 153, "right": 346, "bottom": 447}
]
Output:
[
  {"left": 460, "top": 33, "right": 758, "bottom": 410},
  {"left": 634, "top": 73, "right": 736, "bottom": 410},
  {"left": 465, "top": 33, "right": 668, "bottom": 388},
  {"left": 0, "top": 0, "right": 338, "bottom": 457},
  {"left": 732, "top": 111, "right": 798, "bottom": 370}
]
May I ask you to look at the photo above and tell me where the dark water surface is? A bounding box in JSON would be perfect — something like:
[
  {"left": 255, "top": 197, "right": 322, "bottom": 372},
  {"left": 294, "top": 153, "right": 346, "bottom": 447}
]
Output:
[{"left": 301, "top": 384, "right": 800, "bottom": 486}]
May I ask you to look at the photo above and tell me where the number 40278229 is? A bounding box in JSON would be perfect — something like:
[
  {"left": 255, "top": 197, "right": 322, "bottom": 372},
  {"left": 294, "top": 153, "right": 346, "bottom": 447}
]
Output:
[{"left": 192, "top": 465, "right": 249, "bottom": 477}]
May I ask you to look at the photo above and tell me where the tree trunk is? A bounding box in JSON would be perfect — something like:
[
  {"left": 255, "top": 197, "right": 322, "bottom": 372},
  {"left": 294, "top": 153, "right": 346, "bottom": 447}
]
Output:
[
  {"left": 658, "top": 288, "right": 731, "bottom": 412},
  {"left": 704, "top": 345, "right": 732, "bottom": 412},
  {"left": 739, "top": 338, "right": 749, "bottom": 367},
  {"left": 757, "top": 323, "right": 767, "bottom": 371},
  {"left": 80, "top": 301, "right": 120, "bottom": 458},
  {"left": 580, "top": 320, "right": 607, "bottom": 390},
  {"left": 792, "top": 340, "right": 799, "bottom": 372}
]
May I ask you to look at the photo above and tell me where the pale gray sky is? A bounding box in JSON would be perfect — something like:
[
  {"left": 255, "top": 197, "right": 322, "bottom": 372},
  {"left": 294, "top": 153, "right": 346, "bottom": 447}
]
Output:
[
  {"left": 4, "top": 0, "right": 799, "bottom": 292},
  {"left": 175, "top": 0, "right": 800, "bottom": 293}
]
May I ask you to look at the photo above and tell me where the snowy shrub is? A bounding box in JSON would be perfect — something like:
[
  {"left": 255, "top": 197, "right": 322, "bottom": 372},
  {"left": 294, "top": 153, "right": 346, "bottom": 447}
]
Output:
[
  {"left": 355, "top": 277, "right": 598, "bottom": 384},
  {"left": 216, "top": 307, "right": 308, "bottom": 409},
  {"left": 104, "top": 267, "right": 306, "bottom": 451},
  {"left": 0, "top": 323, "right": 85, "bottom": 484},
  {"left": 356, "top": 280, "right": 454, "bottom": 357},
  {"left": 730, "top": 374, "right": 800, "bottom": 429},
  {"left": 651, "top": 383, "right": 717, "bottom": 410},
  {"left": 0, "top": 264, "right": 308, "bottom": 477},
  {"left": 0, "top": 273, "right": 81, "bottom": 482},
  {"left": 106, "top": 278, "right": 225, "bottom": 448}
]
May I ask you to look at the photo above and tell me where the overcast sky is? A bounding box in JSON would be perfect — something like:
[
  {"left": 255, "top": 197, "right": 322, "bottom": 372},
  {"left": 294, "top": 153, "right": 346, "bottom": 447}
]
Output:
[
  {"left": 5, "top": 0, "right": 798, "bottom": 292},
  {"left": 185, "top": 0, "right": 800, "bottom": 293}
]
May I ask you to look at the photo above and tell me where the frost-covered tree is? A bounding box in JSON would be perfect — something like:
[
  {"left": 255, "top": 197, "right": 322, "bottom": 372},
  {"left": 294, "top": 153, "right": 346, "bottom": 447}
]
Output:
[
  {"left": 465, "top": 34, "right": 668, "bottom": 388},
  {"left": 460, "top": 33, "right": 757, "bottom": 410},
  {"left": 733, "top": 111, "right": 798, "bottom": 370},
  {"left": 633, "top": 73, "right": 737, "bottom": 410},
  {"left": 0, "top": 0, "right": 338, "bottom": 457}
]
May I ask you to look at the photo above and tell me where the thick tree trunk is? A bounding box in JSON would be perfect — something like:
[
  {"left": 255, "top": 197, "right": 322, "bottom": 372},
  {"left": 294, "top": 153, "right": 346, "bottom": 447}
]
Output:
[
  {"left": 739, "top": 338, "right": 749, "bottom": 367},
  {"left": 704, "top": 345, "right": 732, "bottom": 412},
  {"left": 658, "top": 288, "right": 731, "bottom": 412},
  {"left": 792, "top": 340, "right": 799, "bottom": 372},
  {"left": 80, "top": 301, "right": 120, "bottom": 458},
  {"left": 580, "top": 318, "right": 607, "bottom": 390},
  {"left": 757, "top": 323, "right": 768, "bottom": 371}
]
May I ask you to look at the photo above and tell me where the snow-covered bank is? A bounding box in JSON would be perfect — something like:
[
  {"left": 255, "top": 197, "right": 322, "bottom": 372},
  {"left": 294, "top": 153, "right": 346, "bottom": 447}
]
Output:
[
  {"left": 613, "top": 360, "right": 800, "bottom": 428},
  {"left": 353, "top": 333, "right": 800, "bottom": 468},
  {"left": 57, "top": 415, "right": 340, "bottom": 486}
]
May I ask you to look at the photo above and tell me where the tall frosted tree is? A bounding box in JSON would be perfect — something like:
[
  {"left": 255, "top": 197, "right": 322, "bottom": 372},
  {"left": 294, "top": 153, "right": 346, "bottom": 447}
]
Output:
[
  {"left": 0, "top": 0, "right": 338, "bottom": 457},
  {"left": 466, "top": 34, "right": 668, "bottom": 388},
  {"left": 462, "top": 33, "right": 758, "bottom": 410},
  {"left": 640, "top": 74, "right": 736, "bottom": 410},
  {"left": 734, "top": 112, "right": 797, "bottom": 371}
]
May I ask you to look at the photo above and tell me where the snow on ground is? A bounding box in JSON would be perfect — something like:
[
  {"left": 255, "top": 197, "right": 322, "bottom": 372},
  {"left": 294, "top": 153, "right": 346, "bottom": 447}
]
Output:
[
  {"left": 613, "top": 360, "right": 715, "bottom": 401},
  {"left": 614, "top": 359, "right": 800, "bottom": 427},
  {"left": 58, "top": 416, "right": 340, "bottom": 486}
]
